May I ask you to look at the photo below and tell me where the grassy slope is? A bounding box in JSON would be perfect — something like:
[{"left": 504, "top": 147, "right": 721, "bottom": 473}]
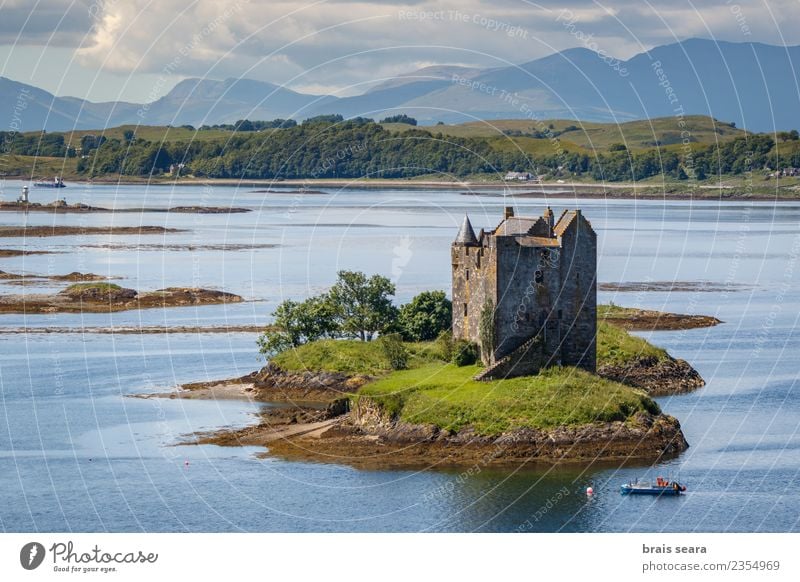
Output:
[
  {"left": 386, "top": 115, "right": 745, "bottom": 153},
  {"left": 596, "top": 321, "right": 668, "bottom": 366},
  {"left": 358, "top": 363, "right": 659, "bottom": 434},
  {"left": 270, "top": 316, "right": 667, "bottom": 435},
  {"left": 269, "top": 339, "right": 439, "bottom": 376},
  {"left": 272, "top": 314, "right": 668, "bottom": 375}
]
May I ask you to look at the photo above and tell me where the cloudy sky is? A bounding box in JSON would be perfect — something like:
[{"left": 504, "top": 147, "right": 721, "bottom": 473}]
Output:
[{"left": 0, "top": 0, "right": 797, "bottom": 102}]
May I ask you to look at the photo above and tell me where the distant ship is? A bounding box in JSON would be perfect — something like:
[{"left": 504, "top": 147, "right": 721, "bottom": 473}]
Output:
[{"left": 34, "top": 177, "right": 66, "bottom": 188}]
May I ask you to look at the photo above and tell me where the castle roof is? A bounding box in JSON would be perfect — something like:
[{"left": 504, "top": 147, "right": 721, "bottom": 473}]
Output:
[
  {"left": 554, "top": 210, "right": 577, "bottom": 236},
  {"left": 494, "top": 217, "right": 540, "bottom": 236},
  {"left": 517, "top": 236, "right": 561, "bottom": 247},
  {"left": 455, "top": 214, "right": 478, "bottom": 245}
]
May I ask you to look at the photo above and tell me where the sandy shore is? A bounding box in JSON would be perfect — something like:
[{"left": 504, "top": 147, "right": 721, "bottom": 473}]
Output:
[{"left": 136, "top": 380, "right": 257, "bottom": 401}]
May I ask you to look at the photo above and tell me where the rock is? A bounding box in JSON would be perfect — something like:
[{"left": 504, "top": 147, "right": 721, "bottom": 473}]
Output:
[
  {"left": 244, "top": 363, "right": 363, "bottom": 402},
  {"left": 598, "top": 355, "right": 705, "bottom": 396},
  {"left": 136, "top": 287, "right": 243, "bottom": 307},
  {"left": 60, "top": 284, "right": 137, "bottom": 303}
]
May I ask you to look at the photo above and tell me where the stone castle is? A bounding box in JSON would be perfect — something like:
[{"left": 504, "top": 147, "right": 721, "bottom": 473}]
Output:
[{"left": 451, "top": 206, "right": 597, "bottom": 380}]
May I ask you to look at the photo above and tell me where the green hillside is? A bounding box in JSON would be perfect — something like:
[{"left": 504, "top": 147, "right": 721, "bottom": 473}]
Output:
[{"left": 385, "top": 115, "right": 746, "bottom": 153}]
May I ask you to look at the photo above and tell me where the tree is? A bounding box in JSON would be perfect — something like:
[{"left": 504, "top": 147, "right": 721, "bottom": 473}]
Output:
[
  {"left": 257, "top": 296, "right": 338, "bottom": 356},
  {"left": 123, "top": 129, "right": 135, "bottom": 143},
  {"left": 328, "top": 270, "right": 397, "bottom": 341},
  {"left": 234, "top": 120, "right": 255, "bottom": 132},
  {"left": 397, "top": 290, "right": 452, "bottom": 341}
]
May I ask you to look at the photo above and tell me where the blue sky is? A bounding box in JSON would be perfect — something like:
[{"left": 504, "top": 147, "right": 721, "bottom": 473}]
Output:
[{"left": 1, "top": 0, "right": 797, "bottom": 103}]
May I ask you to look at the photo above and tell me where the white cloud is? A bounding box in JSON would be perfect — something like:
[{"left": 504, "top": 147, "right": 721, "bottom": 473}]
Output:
[{"left": 2, "top": 0, "right": 800, "bottom": 99}]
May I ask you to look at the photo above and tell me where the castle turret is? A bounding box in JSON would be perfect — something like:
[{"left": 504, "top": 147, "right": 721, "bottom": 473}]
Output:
[{"left": 454, "top": 214, "right": 478, "bottom": 245}]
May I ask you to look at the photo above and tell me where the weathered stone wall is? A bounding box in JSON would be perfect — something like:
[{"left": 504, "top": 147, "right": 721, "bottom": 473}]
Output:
[
  {"left": 452, "top": 239, "right": 496, "bottom": 350},
  {"left": 556, "top": 211, "right": 597, "bottom": 372},
  {"left": 494, "top": 239, "right": 562, "bottom": 364}
]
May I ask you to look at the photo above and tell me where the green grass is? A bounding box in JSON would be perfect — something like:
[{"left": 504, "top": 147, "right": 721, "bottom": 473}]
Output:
[
  {"left": 270, "top": 316, "right": 668, "bottom": 376},
  {"left": 596, "top": 321, "right": 668, "bottom": 366},
  {"left": 63, "top": 283, "right": 123, "bottom": 294},
  {"left": 268, "top": 321, "right": 669, "bottom": 435},
  {"left": 358, "top": 362, "right": 660, "bottom": 435},
  {"left": 269, "top": 339, "right": 440, "bottom": 376}
]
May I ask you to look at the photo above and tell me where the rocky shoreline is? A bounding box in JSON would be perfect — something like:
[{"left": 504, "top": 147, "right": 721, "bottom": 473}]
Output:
[
  {"left": 163, "top": 307, "right": 713, "bottom": 469},
  {"left": 193, "top": 390, "right": 688, "bottom": 469},
  {"left": 598, "top": 355, "right": 705, "bottom": 396},
  {"left": 174, "top": 359, "right": 692, "bottom": 468},
  {"left": 601, "top": 307, "right": 722, "bottom": 331},
  {"left": 152, "top": 363, "right": 368, "bottom": 403}
]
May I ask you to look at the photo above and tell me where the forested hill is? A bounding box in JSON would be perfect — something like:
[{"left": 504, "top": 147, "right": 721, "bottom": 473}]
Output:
[{"left": 2, "top": 115, "right": 799, "bottom": 183}]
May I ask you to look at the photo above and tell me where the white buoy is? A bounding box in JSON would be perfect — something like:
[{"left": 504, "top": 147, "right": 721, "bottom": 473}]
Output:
[{"left": 586, "top": 486, "right": 594, "bottom": 496}]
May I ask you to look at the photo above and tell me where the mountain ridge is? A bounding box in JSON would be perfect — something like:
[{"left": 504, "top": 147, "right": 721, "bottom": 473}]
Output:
[{"left": 3, "top": 38, "right": 799, "bottom": 132}]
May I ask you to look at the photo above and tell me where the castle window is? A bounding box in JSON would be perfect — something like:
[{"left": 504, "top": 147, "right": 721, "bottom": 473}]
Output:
[
  {"left": 465, "top": 269, "right": 470, "bottom": 281},
  {"left": 534, "top": 270, "right": 543, "bottom": 283},
  {"left": 558, "top": 309, "right": 563, "bottom": 320},
  {"left": 476, "top": 254, "right": 481, "bottom": 268},
  {"left": 463, "top": 303, "right": 468, "bottom": 317}
]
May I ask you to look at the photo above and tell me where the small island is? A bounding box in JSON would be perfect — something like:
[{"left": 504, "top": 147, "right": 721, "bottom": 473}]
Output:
[
  {"left": 0, "top": 282, "right": 243, "bottom": 313},
  {"left": 163, "top": 208, "right": 718, "bottom": 469},
  {"left": 0, "top": 225, "right": 183, "bottom": 238},
  {"left": 0, "top": 199, "right": 251, "bottom": 214}
]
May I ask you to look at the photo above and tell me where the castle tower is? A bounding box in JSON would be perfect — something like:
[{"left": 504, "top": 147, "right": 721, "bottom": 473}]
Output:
[{"left": 451, "top": 207, "right": 597, "bottom": 380}]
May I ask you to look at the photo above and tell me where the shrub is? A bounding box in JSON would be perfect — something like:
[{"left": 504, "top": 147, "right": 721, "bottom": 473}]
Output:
[
  {"left": 435, "top": 330, "right": 454, "bottom": 361},
  {"left": 452, "top": 340, "right": 479, "bottom": 366},
  {"left": 377, "top": 333, "right": 409, "bottom": 370}
]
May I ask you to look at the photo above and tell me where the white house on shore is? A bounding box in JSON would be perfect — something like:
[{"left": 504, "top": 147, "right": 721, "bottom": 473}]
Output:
[{"left": 504, "top": 171, "right": 537, "bottom": 182}]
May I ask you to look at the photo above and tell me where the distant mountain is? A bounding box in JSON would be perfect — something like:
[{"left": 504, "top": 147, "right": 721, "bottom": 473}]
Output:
[
  {"left": 365, "top": 65, "right": 483, "bottom": 93},
  {"left": 3, "top": 39, "right": 800, "bottom": 132}
]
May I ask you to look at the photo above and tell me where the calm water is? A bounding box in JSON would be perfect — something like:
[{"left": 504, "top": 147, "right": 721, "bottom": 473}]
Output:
[{"left": 1, "top": 180, "right": 799, "bottom": 532}]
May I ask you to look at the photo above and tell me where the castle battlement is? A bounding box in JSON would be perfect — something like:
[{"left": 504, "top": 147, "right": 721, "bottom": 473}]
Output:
[{"left": 452, "top": 206, "right": 597, "bottom": 379}]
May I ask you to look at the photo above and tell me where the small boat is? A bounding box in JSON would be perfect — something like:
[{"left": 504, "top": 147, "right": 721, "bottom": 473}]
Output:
[
  {"left": 620, "top": 477, "right": 686, "bottom": 496},
  {"left": 34, "top": 177, "right": 66, "bottom": 188}
]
